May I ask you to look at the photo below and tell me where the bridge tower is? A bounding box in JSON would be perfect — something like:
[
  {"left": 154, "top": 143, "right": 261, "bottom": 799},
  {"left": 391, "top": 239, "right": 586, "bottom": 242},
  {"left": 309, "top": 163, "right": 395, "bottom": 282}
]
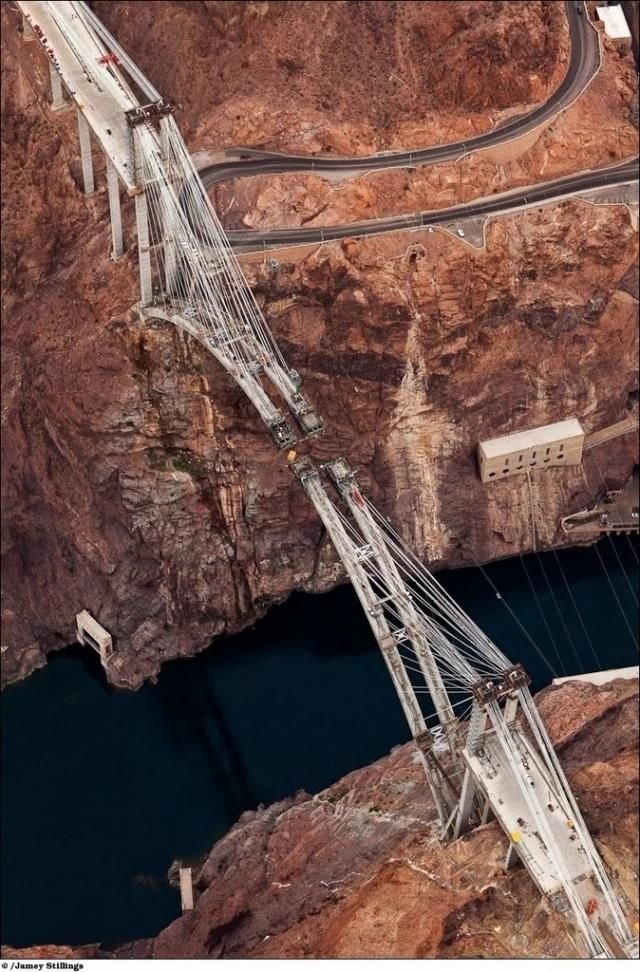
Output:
[{"left": 292, "top": 456, "right": 637, "bottom": 959}]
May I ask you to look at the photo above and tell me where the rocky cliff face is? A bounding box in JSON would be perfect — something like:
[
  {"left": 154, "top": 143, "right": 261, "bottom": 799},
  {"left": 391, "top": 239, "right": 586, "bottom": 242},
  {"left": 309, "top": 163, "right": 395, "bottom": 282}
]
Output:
[
  {"left": 1, "top": 2, "right": 638, "bottom": 688},
  {"left": 2, "top": 678, "right": 637, "bottom": 959},
  {"left": 123, "top": 679, "right": 638, "bottom": 959}
]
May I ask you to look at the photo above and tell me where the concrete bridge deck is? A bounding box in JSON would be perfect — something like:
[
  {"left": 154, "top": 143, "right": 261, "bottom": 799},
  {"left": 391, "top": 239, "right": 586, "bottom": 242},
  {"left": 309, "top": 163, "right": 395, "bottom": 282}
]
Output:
[{"left": 20, "top": 1, "right": 138, "bottom": 191}]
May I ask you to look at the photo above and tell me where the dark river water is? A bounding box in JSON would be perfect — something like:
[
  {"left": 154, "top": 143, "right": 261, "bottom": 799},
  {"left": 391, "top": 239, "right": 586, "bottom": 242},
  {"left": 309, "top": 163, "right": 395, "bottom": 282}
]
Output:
[{"left": 2, "top": 536, "right": 638, "bottom": 948}]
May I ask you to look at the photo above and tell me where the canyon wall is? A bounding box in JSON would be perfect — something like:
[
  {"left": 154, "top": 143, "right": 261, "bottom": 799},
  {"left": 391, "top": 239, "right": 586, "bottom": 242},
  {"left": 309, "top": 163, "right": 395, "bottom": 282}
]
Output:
[
  {"left": 126, "top": 678, "right": 639, "bottom": 959},
  {"left": 3, "top": 678, "right": 637, "bottom": 958},
  {"left": 1, "top": 1, "right": 638, "bottom": 688}
]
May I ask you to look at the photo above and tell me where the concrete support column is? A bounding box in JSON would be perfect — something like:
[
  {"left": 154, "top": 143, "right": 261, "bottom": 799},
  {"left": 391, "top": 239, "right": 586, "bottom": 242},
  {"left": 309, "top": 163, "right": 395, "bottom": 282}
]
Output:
[
  {"left": 22, "top": 14, "right": 35, "bottom": 40},
  {"left": 106, "top": 158, "right": 124, "bottom": 260},
  {"left": 481, "top": 795, "right": 492, "bottom": 825},
  {"left": 452, "top": 766, "right": 477, "bottom": 839},
  {"left": 504, "top": 841, "right": 520, "bottom": 871},
  {"left": 159, "top": 118, "right": 177, "bottom": 295},
  {"left": 77, "top": 110, "right": 95, "bottom": 194},
  {"left": 135, "top": 192, "right": 153, "bottom": 306},
  {"left": 49, "top": 62, "right": 65, "bottom": 110}
]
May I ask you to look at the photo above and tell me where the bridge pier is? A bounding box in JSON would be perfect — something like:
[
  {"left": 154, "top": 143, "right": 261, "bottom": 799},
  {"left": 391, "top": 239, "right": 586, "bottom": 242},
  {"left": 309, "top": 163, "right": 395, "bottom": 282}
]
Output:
[
  {"left": 504, "top": 840, "right": 520, "bottom": 871},
  {"left": 106, "top": 158, "right": 124, "bottom": 260},
  {"left": 49, "top": 63, "right": 66, "bottom": 111},
  {"left": 77, "top": 110, "right": 95, "bottom": 194},
  {"left": 135, "top": 192, "right": 153, "bottom": 305},
  {"left": 21, "top": 14, "right": 35, "bottom": 40},
  {"left": 159, "top": 123, "right": 178, "bottom": 292}
]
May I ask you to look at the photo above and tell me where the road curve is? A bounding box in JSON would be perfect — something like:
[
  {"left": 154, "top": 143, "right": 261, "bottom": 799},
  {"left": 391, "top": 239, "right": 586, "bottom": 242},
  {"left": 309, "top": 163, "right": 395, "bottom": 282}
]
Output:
[
  {"left": 222, "top": 159, "right": 639, "bottom": 249},
  {"left": 200, "top": 1, "right": 598, "bottom": 184}
]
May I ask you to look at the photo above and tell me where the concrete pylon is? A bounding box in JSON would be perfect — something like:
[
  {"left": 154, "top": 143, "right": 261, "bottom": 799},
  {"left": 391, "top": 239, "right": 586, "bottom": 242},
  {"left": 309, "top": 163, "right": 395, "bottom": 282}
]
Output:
[
  {"left": 106, "top": 158, "right": 124, "bottom": 260},
  {"left": 22, "top": 15, "right": 35, "bottom": 40},
  {"left": 49, "top": 62, "right": 65, "bottom": 110},
  {"left": 135, "top": 192, "right": 153, "bottom": 306},
  {"left": 77, "top": 110, "right": 95, "bottom": 194},
  {"left": 159, "top": 117, "right": 177, "bottom": 294}
]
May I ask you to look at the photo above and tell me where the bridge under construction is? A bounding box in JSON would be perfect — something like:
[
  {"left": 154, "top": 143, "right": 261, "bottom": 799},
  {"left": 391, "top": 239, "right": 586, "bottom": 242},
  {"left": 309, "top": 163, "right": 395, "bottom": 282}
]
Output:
[{"left": 16, "top": 1, "right": 638, "bottom": 959}]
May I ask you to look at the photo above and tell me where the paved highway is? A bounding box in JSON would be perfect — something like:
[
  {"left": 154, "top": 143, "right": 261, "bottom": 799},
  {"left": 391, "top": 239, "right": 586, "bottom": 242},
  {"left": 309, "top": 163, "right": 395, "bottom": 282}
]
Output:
[
  {"left": 217, "top": 159, "right": 638, "bottom": 249},
  {"left": 207, "top": 1, "right": 598, "bottom": 176},
  {"left": 193, "top": 1, "right": 638, "bottom": 249}
]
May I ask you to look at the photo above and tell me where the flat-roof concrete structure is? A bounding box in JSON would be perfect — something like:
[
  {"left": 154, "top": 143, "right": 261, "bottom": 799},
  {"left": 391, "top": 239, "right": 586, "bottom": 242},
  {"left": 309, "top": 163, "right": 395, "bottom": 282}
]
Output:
[
  {"left": 596, "top": 5, "right": 632, "bottom": 39},
  {"left": 478, "top": 418, "right": 584, "bottom": 483},
  {"left": 76, "top": 610, "right": 113, "bottom": 665}
]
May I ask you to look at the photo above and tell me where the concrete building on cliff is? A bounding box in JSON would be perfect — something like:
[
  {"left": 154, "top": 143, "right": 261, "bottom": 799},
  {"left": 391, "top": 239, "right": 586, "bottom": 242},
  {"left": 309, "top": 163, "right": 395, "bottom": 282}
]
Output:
[{"left": 478, "top": 418, "right": 585, "bottom": 483}]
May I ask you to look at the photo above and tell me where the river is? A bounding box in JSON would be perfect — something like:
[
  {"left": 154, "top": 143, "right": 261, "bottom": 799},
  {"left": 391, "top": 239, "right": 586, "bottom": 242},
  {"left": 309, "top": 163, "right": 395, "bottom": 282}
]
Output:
[{"left": 1, "top": 536, "right": 638, "bottom": 948}]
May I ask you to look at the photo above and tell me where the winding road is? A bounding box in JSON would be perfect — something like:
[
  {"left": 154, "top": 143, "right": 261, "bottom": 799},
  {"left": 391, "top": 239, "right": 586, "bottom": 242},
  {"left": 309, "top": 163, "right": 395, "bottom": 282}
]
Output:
[{"left": 196, "top": 0, "right": 639, "bottom": 250}]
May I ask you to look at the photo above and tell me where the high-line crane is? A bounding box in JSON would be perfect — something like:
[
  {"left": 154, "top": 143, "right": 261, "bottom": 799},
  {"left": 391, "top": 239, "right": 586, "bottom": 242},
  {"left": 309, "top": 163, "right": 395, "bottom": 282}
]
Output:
[{"left": 15, "top": 0, "right": 638, "bottom": 958}]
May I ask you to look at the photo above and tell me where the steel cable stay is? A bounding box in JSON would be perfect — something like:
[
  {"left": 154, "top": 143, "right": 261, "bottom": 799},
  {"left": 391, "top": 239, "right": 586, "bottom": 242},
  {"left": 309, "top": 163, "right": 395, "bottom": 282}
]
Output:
[
  {"left": 586, "top": 452, "right": 640, "bottom": 573},
  {"left": 465, "top": 547, "right": 566, "bottom": 678},
  {"left": 533, "top": 548, "right": 584, "bottom": 675},
  {"left": 363, "top": 509, "right": 522, "bottom": 675},
  {"left": 550, "top": 547, "right": 601, "bottom": 672},
  {"left": 363, "top": 500, "right": 512, "bottom": 669},
  {"left": 518, "top": 552, "right": 565, "bottom": 676},
  {"left": 331, "top": 505, "right": 498, "bottom": 687},
  {"left": 592, "top": 541, "right": 638, "bottom": 649},
  {"left": 138, "top": 119, "right": 324, "bottom": 441},
  {"left": 21, "top": 1, "right": 637, "bottom": 954},
  {"left": 164, "top": 120, "right": 296, "bottom": 378}
]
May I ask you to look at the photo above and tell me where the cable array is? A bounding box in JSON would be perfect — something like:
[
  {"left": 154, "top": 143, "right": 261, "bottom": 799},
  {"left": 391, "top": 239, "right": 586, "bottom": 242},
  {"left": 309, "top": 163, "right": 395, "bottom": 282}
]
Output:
[
  {"left": 134, "top": 117, "right": 323, "bottom": 446},
  {"left": 31, "top": 2, "right": 636, "bottom": 955}
]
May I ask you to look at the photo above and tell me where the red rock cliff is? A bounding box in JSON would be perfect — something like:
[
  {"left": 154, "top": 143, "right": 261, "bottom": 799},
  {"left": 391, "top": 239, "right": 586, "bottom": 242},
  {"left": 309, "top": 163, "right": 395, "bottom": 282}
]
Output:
[{"left": 1, "top": 2, "right": 638, "bottom": 688}]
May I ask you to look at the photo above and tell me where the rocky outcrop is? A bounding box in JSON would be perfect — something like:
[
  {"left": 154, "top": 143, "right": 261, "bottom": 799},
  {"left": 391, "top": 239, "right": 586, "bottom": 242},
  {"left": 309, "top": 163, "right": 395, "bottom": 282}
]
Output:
[
  {"left": 1, "top": 2, "right": 638, "bottom": 688},
  {"left": 3, "top": 679, "right": 635, "bottom": 960},
  {"left": 116, "top": 678, "right": 637, "bottom": 957}
]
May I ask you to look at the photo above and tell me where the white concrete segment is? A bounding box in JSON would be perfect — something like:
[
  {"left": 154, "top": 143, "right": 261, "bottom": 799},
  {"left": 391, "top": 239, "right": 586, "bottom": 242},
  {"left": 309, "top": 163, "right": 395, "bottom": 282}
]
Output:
[
  {"left": 77, "top": 107, "right": 94, "bottom": 193},
  {"left": 18, "top": 1, "right": 138, "bottom": 192},
  {"left": 106, "top": 157, "right": 124, "bottom": 258},
  {"left": 467, "top": 730, "right": 606, "bottom": 915},
  {"left": 596, "top": 5, "right": 631, "bottom": 39},
  {"left": 49, "top": 60, "right": 65, "bottom": 109},
  {"left": 134, "top": 192, "right": 153, "bottom": 305}
]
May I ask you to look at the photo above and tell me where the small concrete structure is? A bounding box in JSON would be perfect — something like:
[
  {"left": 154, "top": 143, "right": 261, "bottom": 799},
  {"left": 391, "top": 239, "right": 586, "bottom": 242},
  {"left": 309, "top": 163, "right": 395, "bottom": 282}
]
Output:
[
  {"left": 552, "top": 666, "right": 638, "bottom": 687},
  {"left": 76, "top": 610, "right": 113, "bottom": 665},
  {"left": 179, "top": 867, "right": 194, "bottom": 911},
  {"left": 596, "top": 5, "right": 632, "bottom": 40},
  {"left": 478, "top": 418, "right": 584, "bottom": 483}
]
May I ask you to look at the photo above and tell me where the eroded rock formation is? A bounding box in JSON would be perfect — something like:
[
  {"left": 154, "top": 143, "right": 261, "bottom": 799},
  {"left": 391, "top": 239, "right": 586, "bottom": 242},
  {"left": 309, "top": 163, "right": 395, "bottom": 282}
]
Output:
[
  {"left": 1, "top": 2, "right": 638, "bottom": 689},
  {"left": 3, "top": 678, "right": 636, "bottom": 959}
]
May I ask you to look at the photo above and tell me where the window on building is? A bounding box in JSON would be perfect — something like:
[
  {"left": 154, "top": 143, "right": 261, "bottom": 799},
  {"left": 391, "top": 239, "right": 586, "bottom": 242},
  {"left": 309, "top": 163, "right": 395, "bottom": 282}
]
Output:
[
  {"left": 532, "top": 450, "right": 537, "bottom": 459},
  {"left": 558, "top": 454, "right": 564, "bottom": 460},
  {"left": 530, "top": 461, "right": 537, "bottom": 466},
  {"left": 516, "top": 465, "right": 523, "bottom": 470},
  {"left": 544, "top": 457, "right": 550, "bottom": 463},
  {"left": 518, "top": 454, "right": 523, "bottom": 462},
  {"left": 489, "top": 472, "right": 496, "bottom": 478},
  {"left": 559, "top": 443, "right": 564, "bottom": 451},
  {"left": 503, "top": 468, "right": 509, "bottom": 474},
  {"left": 546, "top": 446, "right": 550, "bottom": 455},
  {"left": 505, "top": 456, "right": 510, "bottom": 464}
]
